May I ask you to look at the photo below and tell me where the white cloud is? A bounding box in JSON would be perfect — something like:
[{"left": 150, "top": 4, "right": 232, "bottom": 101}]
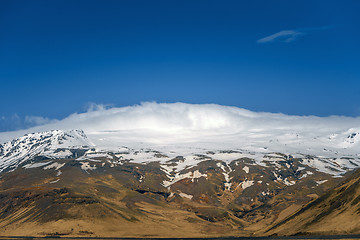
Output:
[
  {"left": 0, "top": 114, "right": 57, "bottom": 132},
  {"left": 24, "top": 116, "right": 56, "bottom": 126},
  {"left": 0, "top": 114, "right": 22, "bottom": 131},
  {"left": 85, "top": 102, "right": 113, "bottom": 112},
  {"left": 257, "top": 30, "right": 305, "bottom": 43},
  {"left": 0, "top": 102, "right": 359, "bottom": 157},
  {"left": 257, "top": 26, "right": 333, "bottom": 44}
]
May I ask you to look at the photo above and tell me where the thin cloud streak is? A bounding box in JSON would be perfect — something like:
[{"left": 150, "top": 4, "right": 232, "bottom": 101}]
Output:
[
  {"left": 257, "top": 30, "right": 305, "bottom": 43},
  {"left": 257, "top": 26, "right": 333, "bottom": 43}
]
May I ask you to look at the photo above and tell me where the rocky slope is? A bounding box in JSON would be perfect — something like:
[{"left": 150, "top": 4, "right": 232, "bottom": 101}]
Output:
[
  {"left": 0, "top": 129, "right": 359, "bottom": 237},
  {"left": 266, "top": 168, "right": 360, "bottom": 236}
]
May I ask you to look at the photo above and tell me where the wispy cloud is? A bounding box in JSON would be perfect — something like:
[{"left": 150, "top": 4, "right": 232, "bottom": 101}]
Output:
[
  {"left": 257, "top": 26, "right": 333, "bottom": 43},
  {"left": 0, "top": 114, "right": 57, "bottom": 132},
  {"left": 257, "top": 30, "right": 305, "bottom": 43},
  {"left": 0, "top": 114, "right": 22, "bottom": 132},
  {"left": 85, "top": 102, "right": 114, "bottom": 112},
  {"left": 24, "top": 116, "right": 56, "bottom": 126}
]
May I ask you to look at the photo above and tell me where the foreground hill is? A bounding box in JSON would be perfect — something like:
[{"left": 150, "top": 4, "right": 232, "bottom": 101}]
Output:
[{"left": 266, "top": 168, "right": 360, "bottom": 236}]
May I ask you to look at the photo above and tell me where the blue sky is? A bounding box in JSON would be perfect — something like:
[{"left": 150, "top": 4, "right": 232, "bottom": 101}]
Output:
[{"left": 1, "top": 0, "right": 359, "bottom": 131}]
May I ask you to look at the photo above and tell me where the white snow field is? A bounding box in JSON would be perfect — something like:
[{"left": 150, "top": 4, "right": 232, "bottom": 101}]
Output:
[{"left": 0, "top": 102, "right": 359, "bottom": 175}]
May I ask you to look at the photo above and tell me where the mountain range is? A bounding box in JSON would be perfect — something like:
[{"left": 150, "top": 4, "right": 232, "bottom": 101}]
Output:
[{"left": 0, "top": 103, "right": 359, "bottom": 237}]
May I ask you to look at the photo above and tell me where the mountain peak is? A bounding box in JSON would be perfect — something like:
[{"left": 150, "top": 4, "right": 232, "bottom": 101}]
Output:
[{"left": 0, "top": 129, "right": 92, "bottom": 173}]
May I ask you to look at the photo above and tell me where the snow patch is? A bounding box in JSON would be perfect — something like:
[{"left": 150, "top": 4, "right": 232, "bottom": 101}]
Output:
[
  {"left": 217, "top": 162, "right": 233, "bottom": 191},
  {"left": 162, "top": 170, "right": 207, "bottom": 187},
  {"left": 50, "top": 179, "right": 60, "bottom": 184},
  {"left": 44, "top": 162, "right": 65, "bottom": 170},
  {"left": 316, "top": 179, "right": 328, "bottom": 185},
  {"left": 238, "top": 180, "right": 254, "bottom": 190},
  {"left": 23, "top": 162, "right": 52, "bottom": 169},
  {"left": 179, "top": 192, "right": 193, "bottom": 200},
  {"left": 80, "top": 162, "right": 97, "bottom": 171}
]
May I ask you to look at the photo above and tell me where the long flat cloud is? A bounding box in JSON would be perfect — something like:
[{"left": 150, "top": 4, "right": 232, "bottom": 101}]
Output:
[{"left": 0, "top": 102, "right": 359, "bottom": 157}]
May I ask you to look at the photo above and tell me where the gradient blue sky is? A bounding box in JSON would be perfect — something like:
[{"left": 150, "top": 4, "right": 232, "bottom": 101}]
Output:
[{"left": 1, "top": 0, "right": 360, "bottom": 131}]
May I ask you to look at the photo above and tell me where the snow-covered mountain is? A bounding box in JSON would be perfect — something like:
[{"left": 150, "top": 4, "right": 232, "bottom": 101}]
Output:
[
  {"left": 0, "top": 129, "right": 92, "bottom": 173},
  {"left": 0, "top": 103, "right": 359, "bottom": 176},
  {"left": 0, "top": 103, "right": 360, "bottom": 237},
  {"left": 1, "top": 129, "right": 359, "bottom": 178}
]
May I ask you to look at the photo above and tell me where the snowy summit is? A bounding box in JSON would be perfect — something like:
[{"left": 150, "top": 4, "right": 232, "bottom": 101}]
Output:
[{"left": 1, "top": 102, "right": 359, "bottom": 156}]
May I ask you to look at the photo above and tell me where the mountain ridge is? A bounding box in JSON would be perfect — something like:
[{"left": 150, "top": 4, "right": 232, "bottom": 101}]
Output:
[
  {"left": 0, "top": 129, "right": 357, "bottom": 237},
  {"left": 0, "top": 103, "right": 359, "bottom": 237}
]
